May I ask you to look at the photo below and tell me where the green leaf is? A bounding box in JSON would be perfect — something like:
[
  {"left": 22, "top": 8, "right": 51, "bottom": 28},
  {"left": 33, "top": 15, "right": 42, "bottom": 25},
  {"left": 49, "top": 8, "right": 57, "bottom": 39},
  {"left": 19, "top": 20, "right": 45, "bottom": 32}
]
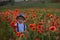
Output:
[{"left": 2, "top": 21, "right": 5, "bottom": 25}]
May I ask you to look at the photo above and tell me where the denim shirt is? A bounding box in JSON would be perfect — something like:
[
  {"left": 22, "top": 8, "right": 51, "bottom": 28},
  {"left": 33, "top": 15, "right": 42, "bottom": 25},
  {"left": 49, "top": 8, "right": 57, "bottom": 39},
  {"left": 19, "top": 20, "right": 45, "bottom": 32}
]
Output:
[{"left": 15, "top": 23, "right": 26, "bottom": 32}]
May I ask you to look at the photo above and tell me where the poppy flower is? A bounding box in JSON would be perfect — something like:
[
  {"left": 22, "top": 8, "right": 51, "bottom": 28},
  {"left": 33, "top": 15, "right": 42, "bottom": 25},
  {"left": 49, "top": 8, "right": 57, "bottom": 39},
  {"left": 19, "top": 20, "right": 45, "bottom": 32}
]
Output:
[
  {"left": 30, "top": 8, "right": 34, "bottom": 12},
  {"left": 58, "top": 25, "right": 60, "bottom": 28},
  {"left": 6, "top": 18, "right": 12, "bottom": 23},
  {"left": 29, "top": 23, "right": 36, "bottom": 28},
  {"left": 25, "top": 16, "right": 29, "bottom": 19},
  {"left": 37, "top": 25, "right": 45, "bottom": 31},
  {"left": 46, "top": 14, "right": 51, "bottom": 17},
  {"left": 5, "top": 11, "right": 10, "bottom": 16},
  {"left": 49, "top": 14, "right": 54, "bottom": 18},
  {"left": 37, "top": 29, "right": 42, "bottom": 34},
  {"left": 23, "top": 12, "right": 27, "bottom": 14},
  {"left": 10, "top": 21, "right": 17, "bottom": 29},
  {"left": 2, "top": 18, "right": 5, "bottom": 21},
  {"left": 56, "top": 16, "right": 59, "bottom": 19},
  {"left": 21, "top": 33, "right": 25, "bottom": 38},
  {"left": 13, "top": 29, "right": 16, "bottom": 33},
  {"left": 32, "top": 27, "right": 36, "bottom": 31},
  {"left": 35, "top": 38, "right": 40, "bottom": 40},
  {"left": 51, "top": 21, "right": 57, "bottom": 26},
  {"left": 16, "top": 32, "right": 20, "bottom": 37},
  {"left": 38, "top": 21, "right": 43, "bottom": 25},
  {"left": 32, "top": 15, "right": 36, "bottom": 18},
  {"left": 15, "top": 9, "right": 20, "bottom": 13},
  {"left": 25, "top": 19, "right": 29, "bottom": 22},
  {"left": 37, "top": 25, "right": 42, "bottom": 29},
  {"left": 49, "top": 26, "right": 56, "bottom": 32}
]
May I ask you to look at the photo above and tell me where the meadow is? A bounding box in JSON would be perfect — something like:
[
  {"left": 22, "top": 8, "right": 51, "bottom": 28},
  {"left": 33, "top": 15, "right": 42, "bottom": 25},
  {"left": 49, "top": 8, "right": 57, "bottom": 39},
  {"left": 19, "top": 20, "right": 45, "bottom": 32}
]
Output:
[{"left": 0, "top": 7, "right": 60, "bottom": 40}]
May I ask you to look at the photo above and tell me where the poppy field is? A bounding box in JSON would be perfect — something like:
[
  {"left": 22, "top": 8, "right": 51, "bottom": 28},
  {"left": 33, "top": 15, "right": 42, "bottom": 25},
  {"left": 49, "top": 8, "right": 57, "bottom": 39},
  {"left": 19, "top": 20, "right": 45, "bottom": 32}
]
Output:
[{"left": 0, "top": 8, "right": 60, "bottom": 40}]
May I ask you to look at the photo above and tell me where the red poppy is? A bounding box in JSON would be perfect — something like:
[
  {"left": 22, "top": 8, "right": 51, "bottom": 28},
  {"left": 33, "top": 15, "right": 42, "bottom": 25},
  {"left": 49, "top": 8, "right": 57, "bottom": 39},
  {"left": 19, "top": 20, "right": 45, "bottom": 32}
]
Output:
[
  {"left": 58, "top": 25, "right": 60, "bottom": 28},
  {"left": 35, "top": 38, "right": 40, "bottom": 40},
  {"left": 37, "top": 29, "right": 42, "bottom": 34},
  {"left": 16, "top": 32, "right": 20, "bottom": 37},
  {"left": 49, "top": 26, "right": 56, "bottom": 32},
  {"left": 2, "top": 17, "right": 5, "bottom": 21},
  {"left": 23, "top": 12, "right": 27, "bottom": 14},
  {"left": 5, "top": 11, "right": 10, "bottom": 16},
  {"left": 32, "top": 15, "right": 36, "bottom": 18},
  {"left": 30, "top": 8, "right": 34, "bottom": 12},
  {"left": 21, "top": 33, "right": 24, "bottom": 38},
  {"left": 13, "top": 29, "right": 16, "bottom": 33},
  {"left": 32, "top": 27, "right": 36, "bottom": 31},
  {"left": 51, "top": 21, "right": 57, "bottom": 26},
  {"left": 25, "top": 19, "right": 29, "bottom": 22},
  {"left": 13, "top": 12, "right": 18, "bottom": 20},
  {"left": 54, "top": 22, "right": 57, "bottom": 26},
  {"left": 6, "top": 18, "right": 12, "bottom": 23},
  {"left": 49, "top": 14, "right": 54, "bottom": 18},
  {"left": 37, "top": 25, "right": 42, "bottom": 29},
  {"left": 10, "top": 21, "right": 17, "bottom": 29},
  {"left": 37, "top": 25, "right": 45, "bottom": 31},
  {"left": 15, "top": 9, "right": 20, "bottom": 13},
  {"left": 38, "top": 21, "right": 43, "bottom": 25},
  {"left": 56, "top": 16, "right": 59, "bottom": 19},
  {"left": 46, "top": 14, "right": 51, "bottom": 17},
  {"left": 29, "top": 23, "right": 36, "bottom": 28},
  {"left": 25, "top": 16, "right": 29, "bottom": 19}
]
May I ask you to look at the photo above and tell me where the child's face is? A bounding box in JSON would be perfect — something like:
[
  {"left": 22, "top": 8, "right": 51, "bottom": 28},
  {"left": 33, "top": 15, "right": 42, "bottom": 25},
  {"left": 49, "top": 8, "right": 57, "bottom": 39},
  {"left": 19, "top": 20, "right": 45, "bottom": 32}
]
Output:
[{"left": 17, "top": 17, "right": 24, "bottom": 23}]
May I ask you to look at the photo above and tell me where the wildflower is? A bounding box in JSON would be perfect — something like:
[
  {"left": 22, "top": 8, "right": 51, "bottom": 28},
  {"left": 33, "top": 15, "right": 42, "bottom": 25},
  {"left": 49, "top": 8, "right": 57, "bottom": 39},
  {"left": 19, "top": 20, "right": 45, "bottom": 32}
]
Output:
[
  {"left": 37, "top": 29, "right": 42, "bottom": 34},
  {"left": 35, "top": 38, "right": 40, "bottom": 40},
  {"left": 32, "top": 15, "right": 36, "bottom": 18},
  {"left": 29, "top": 23, "right": 36, "bottom": 28},
  {"left": 37, "top": 25, "right": 45, "bottom": 31},
  {"left": 16, "top": 32, "right": 20, "bottom": 37},
  {"left": 56, "top": 16, "right": 59, "bottom": 19},
  {"left": 49, "top": 26, "right": 56, "bottom": 32},
  {"left": 38, "top": 21, "right": 43, "bottom": 25},
  {"left": 37, "top": 25, "right": 42, "bottom": 29},
  {"left": 25, "top": 16, "right": 29, "bottom": 19},
  {"left": 13, "top": 29, "right": 16, "bottom": 33},
  {"left": 46, "top": 14, "right": 51, "bottom": 17},
  {"left": 49, "top": 14, "right": 54, "bottom": 18},
  {"left": 10, "top": 21, "right": 17, "bottom": 29},
  {"left": 32, "top": 27, "right": 36, "bottom": 31},
  {"left": 15, "top": 9, "right": 20, "bottom": 13},
  {"left": 21, "top": 33, "right": 25, "bottom": 38},
  {"left": 30, "top": 8, "right": 34, "bottom": 12}
]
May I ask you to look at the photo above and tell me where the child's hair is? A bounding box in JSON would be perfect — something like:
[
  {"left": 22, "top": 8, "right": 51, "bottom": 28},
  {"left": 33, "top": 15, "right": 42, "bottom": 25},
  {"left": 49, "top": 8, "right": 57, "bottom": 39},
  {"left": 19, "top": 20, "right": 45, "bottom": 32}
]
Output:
[{"left": 16, "top": 14, "right": 25, "bottom": 20}]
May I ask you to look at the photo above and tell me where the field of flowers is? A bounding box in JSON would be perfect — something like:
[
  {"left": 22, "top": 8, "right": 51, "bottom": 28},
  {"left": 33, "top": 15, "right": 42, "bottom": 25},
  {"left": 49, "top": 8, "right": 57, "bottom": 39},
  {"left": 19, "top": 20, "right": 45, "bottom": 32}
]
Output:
[{"left": 0, "top": 8, "right": 60, "bottom": 40}]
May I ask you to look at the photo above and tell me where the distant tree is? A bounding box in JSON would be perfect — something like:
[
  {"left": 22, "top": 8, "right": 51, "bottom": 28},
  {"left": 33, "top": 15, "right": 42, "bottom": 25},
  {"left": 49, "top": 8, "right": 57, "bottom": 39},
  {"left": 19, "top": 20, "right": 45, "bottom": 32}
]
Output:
[
  {"left": 24, "top": 0, "right": 28, "bottom": 1},
  {"left": 52, "top": 0, "right": 60, "bottom": 3},
  {"left": 0, "top": 0, "right": 10, "bottom": 6},
  {"left": 9, "top": 0, "right": 14, "bottom": 5}
]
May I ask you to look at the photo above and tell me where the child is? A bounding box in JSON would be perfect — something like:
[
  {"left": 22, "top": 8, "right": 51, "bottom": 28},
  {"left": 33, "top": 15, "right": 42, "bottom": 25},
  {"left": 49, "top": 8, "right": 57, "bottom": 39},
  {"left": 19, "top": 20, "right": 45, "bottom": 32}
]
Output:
[
  {"left": 10, "top": 13, "right": 27, "bottom": 40},
  {"left": 15, "top": 13, "right": 27, "bottom": 40},
  {"left": 15, "top": 13, "right": 26, "bottom": 33}
]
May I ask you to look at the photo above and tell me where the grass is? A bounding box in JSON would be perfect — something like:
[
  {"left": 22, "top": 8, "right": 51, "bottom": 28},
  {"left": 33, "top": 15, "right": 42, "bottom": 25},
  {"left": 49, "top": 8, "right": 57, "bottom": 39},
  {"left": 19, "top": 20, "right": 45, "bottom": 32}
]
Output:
[
  {"left": 0, "top": 2, "right": 60, "bottom": 15},
  {"left": 0, "top": 2, "right": 60, "bottom": 8},
  {"left": 0, "top": 2, "right": 60, "bottom": 40}
]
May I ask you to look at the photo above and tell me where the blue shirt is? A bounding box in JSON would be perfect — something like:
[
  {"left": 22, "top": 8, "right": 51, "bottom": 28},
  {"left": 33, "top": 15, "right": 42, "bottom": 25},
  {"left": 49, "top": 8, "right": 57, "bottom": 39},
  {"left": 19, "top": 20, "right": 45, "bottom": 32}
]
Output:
[{"left": 15, "top": 23, "right": 26, "bottom": 32}]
